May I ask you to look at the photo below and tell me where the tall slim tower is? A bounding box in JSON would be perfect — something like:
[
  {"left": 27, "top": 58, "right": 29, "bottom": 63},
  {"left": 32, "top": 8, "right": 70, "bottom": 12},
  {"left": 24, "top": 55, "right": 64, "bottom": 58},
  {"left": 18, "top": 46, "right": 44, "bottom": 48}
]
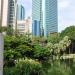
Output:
[
  {"left": 43, "top": 0, "right": 58, "bottom": 36},
  {"left": 8, "top": 0, "right": 15, "bottom": 26},
  {"left": 32, "top": 0, "right": 42, "bottom": 36},
  {"left": 32, "top": 0, "right": 58, "bottom": 37},
  {"left": 17, "top": 4, "right": 25, "bottom": 20},
  {"left": 2, "top": 0, "right": 8, "bottom": 27},
  {"left": 2, "top": 0, "right": 16, "bottom": 28},
  {"left": 16, "top": 4, "right": 25, "bottom": 34}
]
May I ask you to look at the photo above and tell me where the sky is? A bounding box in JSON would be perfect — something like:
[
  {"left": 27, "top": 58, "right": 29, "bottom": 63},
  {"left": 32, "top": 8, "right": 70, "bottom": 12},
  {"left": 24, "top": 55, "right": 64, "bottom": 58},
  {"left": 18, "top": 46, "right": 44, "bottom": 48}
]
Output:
[{"left": 18, "top": 0, "right": 75, "bottom": 32}]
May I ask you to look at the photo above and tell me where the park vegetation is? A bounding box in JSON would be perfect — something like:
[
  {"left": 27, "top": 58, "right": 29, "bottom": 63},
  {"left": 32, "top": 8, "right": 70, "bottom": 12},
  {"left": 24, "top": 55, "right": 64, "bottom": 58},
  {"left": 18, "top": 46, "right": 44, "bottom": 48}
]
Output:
[{"left": 3, "top": 26, "right": 75, "bottom": 75}]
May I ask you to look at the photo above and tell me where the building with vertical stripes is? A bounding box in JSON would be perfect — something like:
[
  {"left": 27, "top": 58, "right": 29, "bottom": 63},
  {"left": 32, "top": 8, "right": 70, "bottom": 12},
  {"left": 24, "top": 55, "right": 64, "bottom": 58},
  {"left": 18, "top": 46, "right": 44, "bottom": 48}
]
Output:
[
  {"left": 2, "top": 0, "right": 15, "bottom": 28},
  {"left": 32, "top": 0, "right": 58, "bottom": 37},
  {"left": 17, "top": 4, "right": 25, "bottom": 20},
  {"left": 32, "top": 0, "right": 42, "bottom": 36}
]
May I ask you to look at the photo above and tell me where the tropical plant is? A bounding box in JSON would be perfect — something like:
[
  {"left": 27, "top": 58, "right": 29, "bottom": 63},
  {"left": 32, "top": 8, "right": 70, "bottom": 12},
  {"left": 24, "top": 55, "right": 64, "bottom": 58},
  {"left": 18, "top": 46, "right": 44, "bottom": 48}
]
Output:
[{"left": 15, "top": 58, "right": 44, "bottom": 75}]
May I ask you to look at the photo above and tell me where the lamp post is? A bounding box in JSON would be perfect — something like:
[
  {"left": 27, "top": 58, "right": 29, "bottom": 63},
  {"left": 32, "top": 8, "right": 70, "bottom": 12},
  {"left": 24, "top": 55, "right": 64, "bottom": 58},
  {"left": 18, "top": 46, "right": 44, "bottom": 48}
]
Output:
[{"left": 0, "top": 0, "right": 4, "bottom": 75}]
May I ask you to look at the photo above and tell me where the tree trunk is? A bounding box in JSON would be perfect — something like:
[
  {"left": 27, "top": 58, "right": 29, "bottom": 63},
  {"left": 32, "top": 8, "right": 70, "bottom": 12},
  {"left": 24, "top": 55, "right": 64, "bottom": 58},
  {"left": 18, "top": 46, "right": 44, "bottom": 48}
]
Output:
[{"left": 0, "top": 33, "right": 4, "bottom": 75}]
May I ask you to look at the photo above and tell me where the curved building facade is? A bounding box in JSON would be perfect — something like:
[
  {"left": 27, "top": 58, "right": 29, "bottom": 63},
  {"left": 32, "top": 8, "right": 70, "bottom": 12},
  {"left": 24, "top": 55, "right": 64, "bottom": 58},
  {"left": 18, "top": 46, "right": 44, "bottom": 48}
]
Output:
[{"left": 17, "top": 4, "right": 25, "bottom": 20}]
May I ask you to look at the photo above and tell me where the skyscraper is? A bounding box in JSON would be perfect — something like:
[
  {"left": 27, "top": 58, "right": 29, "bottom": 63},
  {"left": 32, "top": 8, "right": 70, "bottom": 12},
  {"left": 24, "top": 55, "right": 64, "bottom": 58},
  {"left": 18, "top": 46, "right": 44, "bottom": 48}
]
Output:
[
  {"left": 32, "top": 0, "right": 58, "bottom": 37},
  {"left": 32, "top": 20, "right": 40, "bottom": 36},
  {"left": 2, "top": 0, "right": 16, "bottom": 29},
  {"left": 8, "top": 0, "right": 15, "bottom": 26},
  {"left": 43, "top": 0, "right": 58, "bottom": 36},
  {"left": 2, "top": 0, "right": 8, "bottom": 27},
  {"left": 16, "top": 4, "right": 25, "bottom": 34},
  {"left": 17, "top": 5, "right": 25, "bottom": 20},
  {"left": 32, "top": 0, "right": 42, "bottom": 36}
]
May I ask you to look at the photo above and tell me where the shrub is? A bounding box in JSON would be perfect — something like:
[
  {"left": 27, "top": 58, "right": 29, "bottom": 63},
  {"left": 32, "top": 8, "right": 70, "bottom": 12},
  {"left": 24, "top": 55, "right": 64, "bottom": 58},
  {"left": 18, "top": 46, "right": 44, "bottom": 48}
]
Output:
[
  {"left": 3, "top": 67, "right": 17, "bottom": 75},
  {"left": 47, "top": 61, "right": 72, "bottom": 75},
  {"left": 15, "top": 58, "right": 45, "bottom": 75}
]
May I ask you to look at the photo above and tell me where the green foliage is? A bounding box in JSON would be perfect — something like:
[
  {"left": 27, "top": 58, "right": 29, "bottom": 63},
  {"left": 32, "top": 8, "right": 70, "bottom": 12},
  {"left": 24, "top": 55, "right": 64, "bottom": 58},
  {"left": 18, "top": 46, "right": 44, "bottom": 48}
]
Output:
[
  {"left": 4, "top": 49, "right": 21, "bottom": 61},
  {"left": 15, "top": 58, "right": 44, "bottom": 75},
  {"left": 4, "top": 67, "right": 17, "bottom": 75},
  {"left": 47, "top": 61, "right": 72, "bottom": 75},
  {"left": 48, "top": 33, "right": 61, "bottom": 44},
  {"left": 34, "top": 44, "right": 50, "bottom": 61},
  {"left": 4, "top": 33, "right": 73, "bottom": 75},
  {"left": 60, "top": 26, "right": 75, "bottom": 40},
  {"left": 46, "top": 36, "right": 71, "bottom": 57},
  {"left": 0, "top": 26, "right": 7, "bottom": 32},
  {"left": 7, "top": 25, "right": 13, "bottom": 35},
  {"left": 16, "top": 45, "right": 33, "bottom": 57}
]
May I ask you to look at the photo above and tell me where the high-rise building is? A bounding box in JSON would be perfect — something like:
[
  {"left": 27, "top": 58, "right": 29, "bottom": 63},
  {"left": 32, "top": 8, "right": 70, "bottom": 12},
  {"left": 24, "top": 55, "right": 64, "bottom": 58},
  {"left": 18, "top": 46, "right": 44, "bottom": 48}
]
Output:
[
  {"left": 2, "top": 0, "right": 16, "bottom": 28},
  {"left": 32, "top": 0, "right": 42, "bottom": 36},
  {"left": 43, "top": 0, "right": 58, "bottom": 36},
  {"left": 8, "top": 0, "right": 15, "bottom": 26},
  {"left": 17, "top": 5, "right": 25, "bottom": 20},
  {"left": 32, "top": 20, "right": 40, "bottom": 36},
  {"left": 17, "top": 20, "right": 25, "bottom": 34},
  {"left": 32, "top": 0, "right": 58, "bottom": 37},
  {"left": 2, "top": 0, "right": 8, "bottom": 27},
  {"left": 16, "top": 4, "right": 25, "bottom": 34},
  {"left": 25, "top": 17, "right": 32, "bottom": 34},
  {"left": 17, "top": 17, "right": 32, "bottom": 34}
]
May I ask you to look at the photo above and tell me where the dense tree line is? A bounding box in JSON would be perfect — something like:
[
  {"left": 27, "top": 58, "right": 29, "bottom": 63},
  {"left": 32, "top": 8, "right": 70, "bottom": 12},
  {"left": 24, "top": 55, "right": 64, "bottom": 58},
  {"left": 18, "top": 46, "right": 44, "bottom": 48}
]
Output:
[{"left": 4, "top": 25, "right": 75, "bottom": 75}]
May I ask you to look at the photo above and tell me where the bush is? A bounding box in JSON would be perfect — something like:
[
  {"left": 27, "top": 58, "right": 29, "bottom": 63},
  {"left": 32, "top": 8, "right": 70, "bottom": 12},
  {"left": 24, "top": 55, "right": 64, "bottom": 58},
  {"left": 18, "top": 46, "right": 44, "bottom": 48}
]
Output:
[
  {"left": 15, "top": 58, "right": 45, "bottom": 75},
  {"left": 47, "top": 61, "right": 72, "bottom": 75},
  {"left": 34, "top": 45, "right": 50, "bottom": 61},
  {"left": 3, "top": 67, "right": 17, "bottom": 75}
]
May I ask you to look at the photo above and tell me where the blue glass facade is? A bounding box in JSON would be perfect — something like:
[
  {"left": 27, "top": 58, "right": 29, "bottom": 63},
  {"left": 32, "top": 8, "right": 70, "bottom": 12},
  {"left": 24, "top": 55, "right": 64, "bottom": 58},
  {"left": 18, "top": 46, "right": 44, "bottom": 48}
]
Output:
[
  {"left": 32, "top": 0, "right": 42, "bottom": 36},
  {"left": 32, "top": 20, "right": 40, "bottom": 36},
  {"left": 17, "top": 5, "right": 25, "bottom": 20},
  {"left": 32, "top": 0, "right": 58, "bottom": 37},
  {"left": 43, "top": 0, "right": 58, "bottom": 36}
]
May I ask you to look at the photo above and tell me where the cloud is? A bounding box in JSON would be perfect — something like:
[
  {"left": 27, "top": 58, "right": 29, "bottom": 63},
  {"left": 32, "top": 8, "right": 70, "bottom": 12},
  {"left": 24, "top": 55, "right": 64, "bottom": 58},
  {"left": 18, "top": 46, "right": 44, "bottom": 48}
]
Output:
[{"left": 58, "top": 0, "right": 71, "bottom": 9}]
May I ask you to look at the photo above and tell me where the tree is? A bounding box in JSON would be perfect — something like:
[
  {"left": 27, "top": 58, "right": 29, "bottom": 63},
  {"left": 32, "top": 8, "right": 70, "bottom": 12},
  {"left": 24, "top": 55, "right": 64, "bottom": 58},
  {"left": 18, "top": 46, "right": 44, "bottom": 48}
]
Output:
[
  {"left": 48, "top": 33, "right": 61, "bottom": 44},
  {"left": 60, "top": 26, "right": 75, "bottom": 40},
  {"left": 34, "top": 44, "right": 50, "bottom": 61},
  {"left": 60, "top": 26, "right": 75, "bottom": 53},
  {"left": 7, "top": 25, "right": 13, "bottom": 36}
]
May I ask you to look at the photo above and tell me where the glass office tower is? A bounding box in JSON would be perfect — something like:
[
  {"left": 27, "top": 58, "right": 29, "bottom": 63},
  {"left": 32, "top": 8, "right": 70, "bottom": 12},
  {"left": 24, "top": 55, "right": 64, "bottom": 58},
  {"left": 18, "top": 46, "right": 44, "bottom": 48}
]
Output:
[
  {"left": 32, "top": 20, "right": 40, "bottom": 36},
  {"left": 32, "top": 0, "right": 42, "bottom": 36},
  {"left": 32, "top": 0, "right": 58, "bottom": 37},
  {"left": 43, "top": 0, "right": 58, "bottom": 36},
  {"left": 17, "top": 5, "right": 25, "bottom": 20}
]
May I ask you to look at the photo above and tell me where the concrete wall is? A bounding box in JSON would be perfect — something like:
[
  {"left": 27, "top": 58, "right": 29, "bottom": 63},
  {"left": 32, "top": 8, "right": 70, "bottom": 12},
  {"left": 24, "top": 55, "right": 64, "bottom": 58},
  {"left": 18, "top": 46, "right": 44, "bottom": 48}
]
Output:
[
  {"left": 0, "top": 33, "right": 4, "bottom": 75},
  {"left": 2, "top": 0, "right": 8, "bottom": 27}
]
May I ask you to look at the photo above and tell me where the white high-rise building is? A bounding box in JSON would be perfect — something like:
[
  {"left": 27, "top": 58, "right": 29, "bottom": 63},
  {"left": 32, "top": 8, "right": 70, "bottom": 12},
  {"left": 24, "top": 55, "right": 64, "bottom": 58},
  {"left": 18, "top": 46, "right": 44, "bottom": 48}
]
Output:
[{"left": 2, "top": 0, "right": 8, "bottom": 27}]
